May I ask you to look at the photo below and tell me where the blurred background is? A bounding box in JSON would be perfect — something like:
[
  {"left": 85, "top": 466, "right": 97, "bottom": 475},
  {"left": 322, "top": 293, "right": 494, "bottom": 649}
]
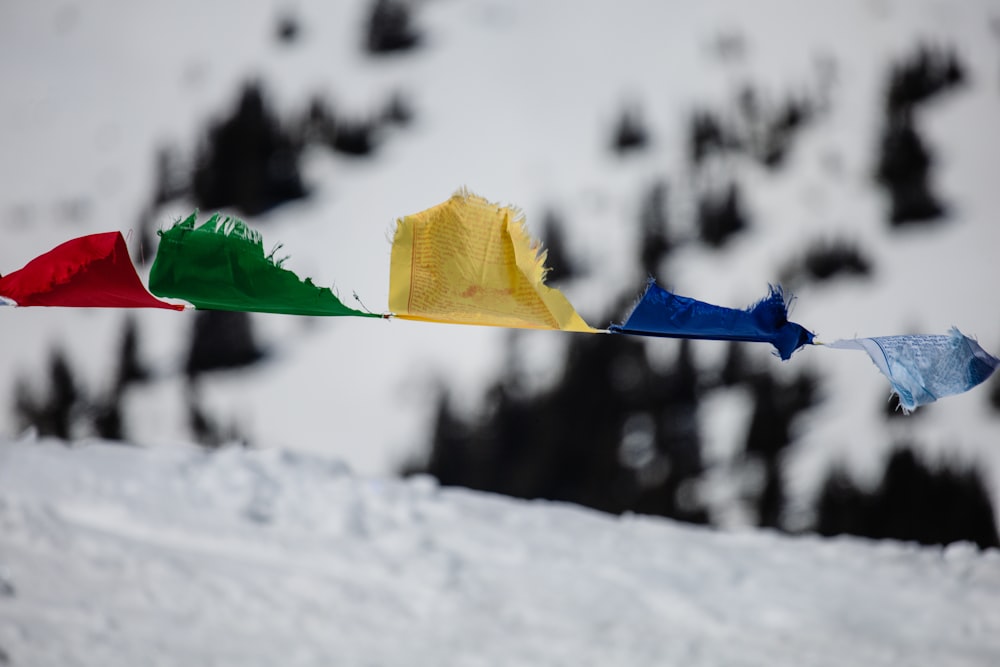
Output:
[{"left": 2, "top": 0, "right": 1000, "bottom": 547}]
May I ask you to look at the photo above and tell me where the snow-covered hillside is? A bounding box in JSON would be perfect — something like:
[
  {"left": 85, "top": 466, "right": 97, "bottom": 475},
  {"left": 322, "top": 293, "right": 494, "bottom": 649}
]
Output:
[
  {"left": 0, "top": 436, "right": 998, "bottom": 667},
  {"left": 3, "top": 0, "right": 1000, "bottom": 486}
]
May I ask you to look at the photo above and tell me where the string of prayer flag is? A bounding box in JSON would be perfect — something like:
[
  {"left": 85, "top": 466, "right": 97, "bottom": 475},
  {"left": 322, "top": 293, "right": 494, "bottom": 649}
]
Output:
[{"left": 2, "top": 191, "right": 997, "bottom": 410}]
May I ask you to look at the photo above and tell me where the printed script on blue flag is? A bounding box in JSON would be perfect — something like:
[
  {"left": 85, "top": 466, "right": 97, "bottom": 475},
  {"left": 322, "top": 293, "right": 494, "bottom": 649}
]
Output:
[{"left": 829, "top": 328, "right": 1000, "bottom": 412}]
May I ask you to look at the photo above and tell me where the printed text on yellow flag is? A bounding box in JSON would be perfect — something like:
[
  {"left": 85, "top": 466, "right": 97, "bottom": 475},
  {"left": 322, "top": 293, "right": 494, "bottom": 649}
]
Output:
[{"left": 389, "top": 190, "right": 598, "bottom": 332}]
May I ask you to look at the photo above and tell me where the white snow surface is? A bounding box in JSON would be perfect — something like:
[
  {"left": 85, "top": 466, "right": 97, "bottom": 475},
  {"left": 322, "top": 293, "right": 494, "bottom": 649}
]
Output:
[{"left": 0, "top": 436, "right": 998, "bottom": 666}]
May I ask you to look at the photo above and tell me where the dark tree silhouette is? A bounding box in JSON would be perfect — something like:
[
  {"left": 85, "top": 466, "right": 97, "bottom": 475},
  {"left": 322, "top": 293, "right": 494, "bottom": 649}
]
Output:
[
  {"left": 696, "top": 180, "right": 748, "bottom": 248},
  {"left": 91, "top": 400, "right": 123, "bottom": 442},
  {"left": 874, "top": 44, "right": 966, "bottom": 227},
  {"left": 782, "top": 237, "right": 873, "bottom": 288},
  {"left": 185, "top": 310, "right": 264, "bottom": 378},
  {"left": 365, "top": 0, "right": 421, "bottom": 55},
  {"left": 275, "top": 12, "right": 301, "bottom": 44},
  {"left": 816, "top": 447, "right": 999, "bottom": 549},
  {"left": 14, "top": 348, "right": 79, "bottom": 439},
  {"left": 186, "top": 379, "right": 247, "bottom": 448},
  {"left": 757, "top": 95, "right": 815, "bottom": 169},
  {"left": 990, "top": 365, "right": 1000, "bottom": 413},
  {"left": 115, "top": 317, "right": 149, "bottom": 392},
  {"left": 875, "top": 114, "right": 945, "bottom": 225},
  {"left": 637, "top": 181, "right": 671, "bottom": 281},
  {"left": 885, "top": 43, "right": 966, "bottom": 116},
  {"left": 13, "top": 320, "right": 156, "bottom": 443},
  {"left": 410, "top": 305, "right": 710, "bottom": 525},
  {"left": 302, "top": 97, "right": 380, "bottom": 157},
  {"left": 192, "top": 82, "right": 307, "bottom": 216},
  {"left": 802, "top": 238, "right": 871, "bottom": 282},
  {"left": 744, "top": 369, "right": 819, "bottom": 528},
  {"left": 611, "top": 104, "right": 650, "bottom": 154},
  {"left": 689, "top": 86, "right": 817, "bottom": 169},
  {"left": 382, "top": 91, "right": 414, "bottom": 126},
  {"left": 884, "top": 392, "right": 918, "bottom": 420},
  {"left": 151, "top": 146, "right": 188, "bottom": 207},
  {"left": 539, "top": 210, "right": 577, "bottom": 284},
  {"left": 416, "top": 390, "right": 477, "bottom": 487},
  {"left": 330, "top": 117, "right": 380, "bottom": 156},
  {"left": 92, "top": 316, "right": 154, "bottom": 442},
  {"left": 689, "top": 109, "right": 738, "bottom": 166},
  {"left": 718, "top": 341, "right": 750, "bottom": 387}
]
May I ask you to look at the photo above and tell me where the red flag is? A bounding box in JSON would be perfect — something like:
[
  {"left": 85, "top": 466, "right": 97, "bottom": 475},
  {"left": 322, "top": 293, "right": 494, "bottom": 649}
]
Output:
[{"left": 0, "top": 232, "right": 184, "bottom": 310}]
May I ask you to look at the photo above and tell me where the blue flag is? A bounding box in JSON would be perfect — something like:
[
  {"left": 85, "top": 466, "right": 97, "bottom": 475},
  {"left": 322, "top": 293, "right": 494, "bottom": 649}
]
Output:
[
  {"left": 829, "top": 328, "right": 1000, "bottom": 412},
  {"left": 609, "top": 280, "right": 815, "bottom": 360}
]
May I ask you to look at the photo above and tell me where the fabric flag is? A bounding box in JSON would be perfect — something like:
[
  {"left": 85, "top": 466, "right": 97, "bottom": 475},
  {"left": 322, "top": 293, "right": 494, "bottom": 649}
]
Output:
[
  {"left": 609, "top": 279, "right": 814, "bottom": 360},
  {"left": 0, "top": 232, "right": 183, "bottom": 310},
  {"left": 828, "top": 329, "right": 1000, "bottom": 412},
  {"left": 389, "top": 189, "right": 598, "bottom": 332},
  {"left": 149, "top": 212, "right": 377, "bottom": 317}
]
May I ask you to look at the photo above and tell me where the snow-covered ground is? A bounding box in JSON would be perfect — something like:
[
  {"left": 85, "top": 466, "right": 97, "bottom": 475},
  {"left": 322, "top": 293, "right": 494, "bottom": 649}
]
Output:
[
  {"left": 0, "top": 436, "right": 998, "bottom": 666},
  {"left": 3, "top": 0, "right": 999, "bottom": 486}
]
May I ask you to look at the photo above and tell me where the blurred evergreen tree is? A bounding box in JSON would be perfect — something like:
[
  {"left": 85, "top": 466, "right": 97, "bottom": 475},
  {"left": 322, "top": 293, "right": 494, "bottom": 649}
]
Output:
[
  {"left": 413, "top": 309, "right": 711, "bottom": 524},
  {"left": 885, "top": 43, "right": 966, "bottom": 116},
  {"left": 302, "top": 96, "right": 381, "bottom": 157},
  {"left": 689, "top": 108, "right": 737, "bottom": 166},
  {"left": 14, "top": 348, "right": 80, "bottom": 440},
  {"left": 186, "top": 379, "right": 247, "bottom": 448},
  {"left": 780, "top": 237, "right": 873, "bottom": 289},
  {"left": 611, "top": 104, "right": 649, "bottom": 154},
  {"left": 185, "top": 310, "right": 264, "bottom": 378},
  {"left": 275, "top": 12, "right": 301, "bottom": 45},
  {"left": 816, "top": 447, "right": 999, "bottom": 549},
  {"left": 874, "top": 43, "right": 966, "bottom": 226},
  {"left": 637, "top": 181, "right": 671, "bottom": 281},
  {"left": 115, "top": 316, "right": 149, "bottom": 392},
  {"left": 365, "top": 0, "right": 421, "bottom": 55},
  {"left": 696, "top": 180, "right": 747, "bottom": 248},
  {"left": 744, "top": 370, "right": 819, "bottom": 528},
  {"left": 875, "top": 113, "right": 945, "bottom": 224},
  {"left": 539, "top": 210, "right": 577, "bottom": 284},
  {"left": 192, "top": 82, "right": 307, "bottom": 216}
]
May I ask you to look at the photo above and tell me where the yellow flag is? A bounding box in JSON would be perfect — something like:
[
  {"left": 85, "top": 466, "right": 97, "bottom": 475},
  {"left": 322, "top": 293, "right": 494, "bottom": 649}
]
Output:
[{"left": 389, "top": 189, "right": 598, "bottom": 332}]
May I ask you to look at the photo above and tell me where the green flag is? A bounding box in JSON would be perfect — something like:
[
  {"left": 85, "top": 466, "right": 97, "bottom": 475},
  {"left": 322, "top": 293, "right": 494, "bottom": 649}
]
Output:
[{"left": 149, "top": 212, "right": 377, "bottom": 317}]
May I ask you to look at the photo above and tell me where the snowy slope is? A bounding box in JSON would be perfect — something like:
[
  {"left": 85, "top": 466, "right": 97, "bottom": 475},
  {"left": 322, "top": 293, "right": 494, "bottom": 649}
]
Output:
[
  {"left": 1, "top": 0, "right": 999, "bottom": 499},
  {"left": 0, "top": 436, "right": 998, "bottom": 667}
]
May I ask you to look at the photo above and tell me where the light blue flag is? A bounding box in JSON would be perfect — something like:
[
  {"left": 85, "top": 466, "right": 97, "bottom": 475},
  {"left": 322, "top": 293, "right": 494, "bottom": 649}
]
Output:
[{"left": 829, "top": 328, "right": 999, "bottom": 412}]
